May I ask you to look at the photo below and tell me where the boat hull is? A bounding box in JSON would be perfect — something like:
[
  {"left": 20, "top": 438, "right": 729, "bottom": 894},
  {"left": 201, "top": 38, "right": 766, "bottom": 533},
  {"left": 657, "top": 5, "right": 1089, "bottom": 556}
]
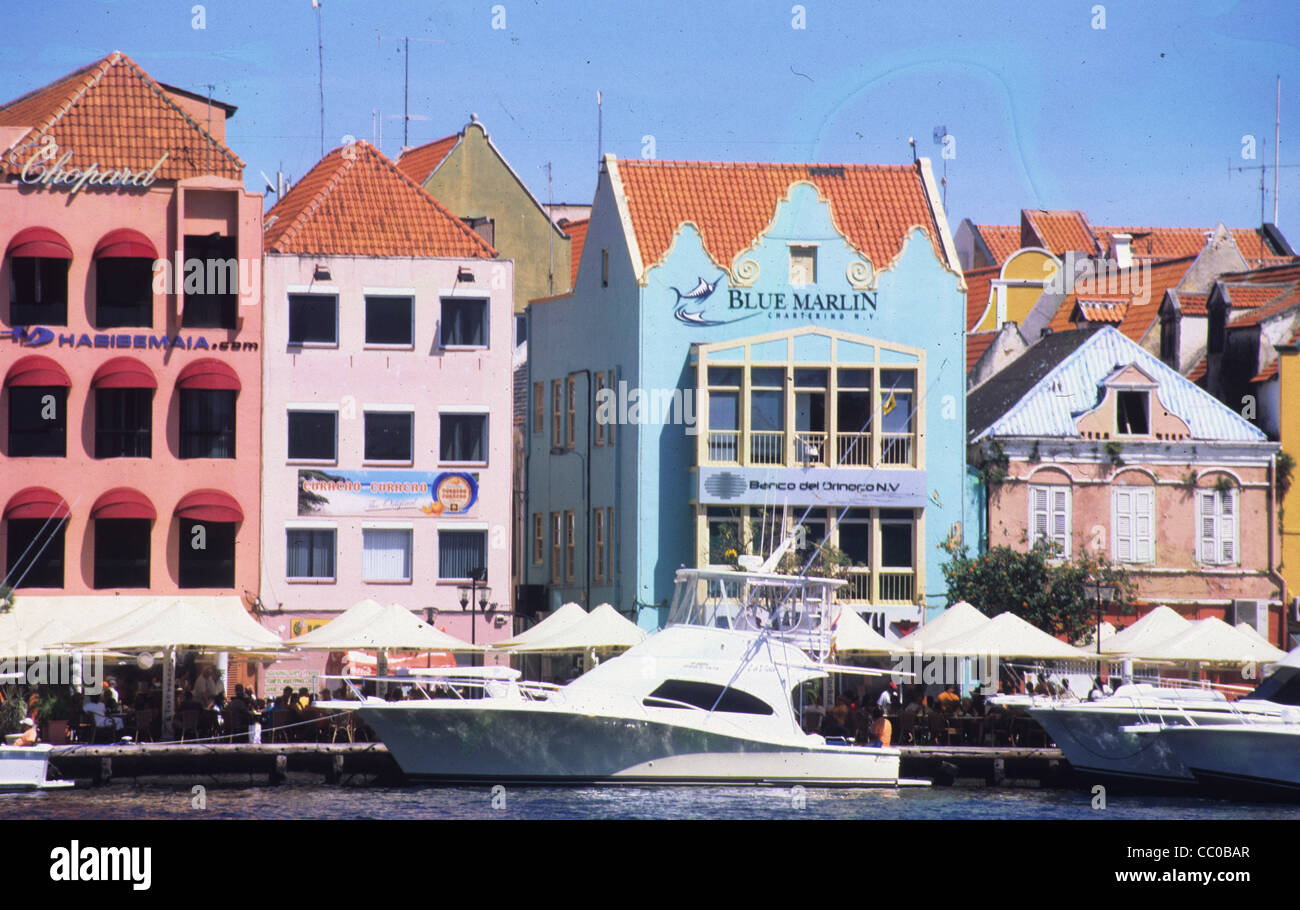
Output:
[
  {"left": 358, "top": 703, "right": 902, "bottom": 786},
  {"left": 1162, "top": 724, "right": 1300, "bottom": 797},
  {"left": 0, "top": 744, "right": 73, "bottom": 790}
]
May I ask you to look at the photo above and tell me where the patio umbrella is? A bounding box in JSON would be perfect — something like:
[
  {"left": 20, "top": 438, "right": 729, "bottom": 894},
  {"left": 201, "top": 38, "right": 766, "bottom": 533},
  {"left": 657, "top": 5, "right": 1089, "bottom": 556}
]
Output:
[
  {"left": 286, "top": 600, "right": 480, "bottom": 652},
  {"left": 1136, "top": 617, "right": 1286, "bottom": 665},
  {"left": 1100, "top": 605, "right": 1190, "bottom": 656},
  {"left": 830, "top": 606, "right": 894, "bottom": 655},
  {"left": 491, "top": 602, "right": 588, "bottom": 649},
  {"left": 1235, "top": 622, "right": 1272, "bottom": 647},
  {"left": 897, "top": 601, "right": 990, "bottom": 652},
  {"left": 506, "top": 604, "right": 647, "bottom": 654},
  {"left": 923, "top": 612, "right": 1092, "bottom": 660}
]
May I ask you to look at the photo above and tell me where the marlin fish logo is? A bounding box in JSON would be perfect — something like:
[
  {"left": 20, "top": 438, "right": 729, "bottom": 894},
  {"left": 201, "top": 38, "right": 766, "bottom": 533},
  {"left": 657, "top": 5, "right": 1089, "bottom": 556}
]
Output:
[{"left": 670, "top": 274, "right": 726, "bottom": 326}]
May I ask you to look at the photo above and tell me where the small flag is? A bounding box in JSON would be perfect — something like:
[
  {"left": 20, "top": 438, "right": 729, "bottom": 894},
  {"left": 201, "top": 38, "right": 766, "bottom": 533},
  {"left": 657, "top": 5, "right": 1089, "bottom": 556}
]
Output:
[{"left": 882, "top": 390, "right": 897, "bottom": 416}]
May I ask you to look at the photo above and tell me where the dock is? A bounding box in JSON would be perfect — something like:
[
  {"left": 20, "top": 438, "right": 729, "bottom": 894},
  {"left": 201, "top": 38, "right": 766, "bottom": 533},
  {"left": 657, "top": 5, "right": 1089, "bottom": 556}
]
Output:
[{"left": 48, "top": 743, "right": 1075, "bottom": 788}]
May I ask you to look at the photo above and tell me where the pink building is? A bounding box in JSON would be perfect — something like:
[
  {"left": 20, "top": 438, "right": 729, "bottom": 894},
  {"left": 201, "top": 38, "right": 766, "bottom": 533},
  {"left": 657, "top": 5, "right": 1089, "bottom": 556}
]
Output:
[
  {"left": 0, "top": 55, "right": 263, "bottom": 649},
  {"left": 260, "top": 141, "right": 513, "bottom": 662},
  {"left": 969, "top": 325, "right": 1285, "bottom": 646}
]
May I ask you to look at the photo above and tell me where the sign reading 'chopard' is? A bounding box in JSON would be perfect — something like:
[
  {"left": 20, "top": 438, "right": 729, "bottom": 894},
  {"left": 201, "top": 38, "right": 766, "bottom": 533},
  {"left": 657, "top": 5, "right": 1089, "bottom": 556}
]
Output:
[
  {"left": 698, "top": 466, "right": 926, "bottom": 507},
  {"left": 9, "top": 137, "right": 168, "bottom": 197}
]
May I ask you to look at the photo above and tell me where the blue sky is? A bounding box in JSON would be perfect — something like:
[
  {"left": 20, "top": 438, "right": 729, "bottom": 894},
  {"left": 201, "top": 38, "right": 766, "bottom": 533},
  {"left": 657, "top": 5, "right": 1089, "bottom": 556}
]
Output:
[{"left": 4, "top": 0, "right": 1300, "bottom": 235}]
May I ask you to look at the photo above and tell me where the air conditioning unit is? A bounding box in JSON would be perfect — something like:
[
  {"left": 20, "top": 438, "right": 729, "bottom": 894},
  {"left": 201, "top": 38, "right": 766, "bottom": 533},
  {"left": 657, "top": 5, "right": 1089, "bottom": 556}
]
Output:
[{"left": 1231, "top": 599, "right": 1269, "bottom": 639}]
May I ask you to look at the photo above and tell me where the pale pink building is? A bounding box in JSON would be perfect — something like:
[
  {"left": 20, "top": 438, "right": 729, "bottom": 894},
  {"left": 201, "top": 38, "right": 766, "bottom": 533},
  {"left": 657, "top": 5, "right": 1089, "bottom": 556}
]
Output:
[
  {"left": 260, "top": 141, "right": 513, "bottom": 660},
  {"left": 0, "top": 54, "right": 263, "bottom": 652},
  {"left": 969, "top": 325, "right": 1284, "bottom": 647}
]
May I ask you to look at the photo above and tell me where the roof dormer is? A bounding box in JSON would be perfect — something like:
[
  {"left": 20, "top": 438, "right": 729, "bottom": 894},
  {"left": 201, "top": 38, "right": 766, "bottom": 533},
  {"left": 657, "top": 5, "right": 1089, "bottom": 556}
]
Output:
[{"left": 1075, "top": 364, "right": 1191, "bottom": 441}]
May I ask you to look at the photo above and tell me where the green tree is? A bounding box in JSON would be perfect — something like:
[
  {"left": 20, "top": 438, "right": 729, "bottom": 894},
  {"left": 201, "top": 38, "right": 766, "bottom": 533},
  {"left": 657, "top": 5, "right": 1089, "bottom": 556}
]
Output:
[{"left": 940, "top": 539, "right": 1135, "bottom": 644}]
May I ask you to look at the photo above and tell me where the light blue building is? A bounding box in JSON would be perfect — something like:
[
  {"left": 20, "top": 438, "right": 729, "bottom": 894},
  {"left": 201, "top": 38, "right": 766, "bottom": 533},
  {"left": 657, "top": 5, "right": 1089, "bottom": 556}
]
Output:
[{"left": 525, "top": 156, "right": 967, "bottom": 636}]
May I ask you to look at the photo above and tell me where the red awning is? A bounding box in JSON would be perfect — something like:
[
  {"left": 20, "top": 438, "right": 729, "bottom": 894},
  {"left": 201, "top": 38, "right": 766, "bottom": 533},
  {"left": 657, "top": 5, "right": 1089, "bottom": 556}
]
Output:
[
  {"left": 93, "top": 228, "right": 158, "bottom": 260},
  {"left": 91, "top": 357, "right": 158, "bottom": 389},
  {"left": 4, "top": 487, "right": 70, "bottom": 520},
  {"left": 176, "top": 359, "right": 241, "bottom": 391},
  {"left": 5, "top": 227, "right": 73, "bottom": 259},
  {"left": 91, "top": 488, "right": 157, "bottom": 521},
  {"left": 4, "top": 355, "right": 71, "bottom": 387},
  {"left": 175, "top": 490, "right": 244, "bottom": 523}
]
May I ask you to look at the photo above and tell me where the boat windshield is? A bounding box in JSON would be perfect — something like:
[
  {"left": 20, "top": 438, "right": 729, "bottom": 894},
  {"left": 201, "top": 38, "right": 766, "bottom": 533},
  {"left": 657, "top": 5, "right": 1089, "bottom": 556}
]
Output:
[
  {"left": 1241, "top": 665, "right": 1300, "bottom": 706},
  {"left": 667, "top": 568, "right": 839, "bottom": 658}
]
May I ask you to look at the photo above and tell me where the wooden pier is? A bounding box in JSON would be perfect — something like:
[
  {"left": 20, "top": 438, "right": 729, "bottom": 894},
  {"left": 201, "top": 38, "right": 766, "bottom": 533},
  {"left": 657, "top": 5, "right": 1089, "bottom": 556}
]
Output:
[{"left": 48, "top": 743, "right": 1075, "bottom": 788}]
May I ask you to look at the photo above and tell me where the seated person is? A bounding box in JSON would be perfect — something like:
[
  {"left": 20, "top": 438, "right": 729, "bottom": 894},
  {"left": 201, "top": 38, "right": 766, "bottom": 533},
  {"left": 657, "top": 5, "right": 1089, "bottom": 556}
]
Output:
[
  {"left": 867, "top": 708, "right": 892, "bottom": 747},
  {"left": 15, "top": 717, "right": 38, "bottom": 746},
  {"left": 936, "top": 685, "right": 961, "bottom": 713},
  {"left": 83, "top": 693, "right": 123, "bottom": 732}
]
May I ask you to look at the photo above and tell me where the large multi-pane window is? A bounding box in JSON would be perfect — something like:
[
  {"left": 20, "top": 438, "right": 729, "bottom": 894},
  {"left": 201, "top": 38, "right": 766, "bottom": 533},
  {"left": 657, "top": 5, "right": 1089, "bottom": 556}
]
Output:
[
  {"left": 93, "top": 518, "right": 150, "bottom": 588},
  {"left": 365, "top": 295, "right": 414, "bottom": 346},
  {"left": 439, "top": 530, "right": 486, "bottom": 580},
  {"left": 95, "top": 388, "right": 152, "bottom": 458},
  {"left": 178, "top": 519, "right": 236, "bottom": 588},
  {"left": 879, "top": 369, "right": 915, "bottom": 466},
  {"left": 4, "top": 518, "right": 65, "bottom": 588},
  {"left": 551, "top": 381, "right": 562, "bottom": 448},
  {"left": 793, "top": 368, "right": 827, "bottom": 465},
  {"left": 565, "top": 377, "right": 576, "bottom": 449},
  {"left": 179, "top": 390, "right": 236, "bottom": 458},
  {"left": 286, "top": 528, "right": 336, "bottom": 580},
  {"left": 550, "top": 512, "right": 562, "bottom": 584},
  {"left": 706, "top": 366, "right": 741, "bottom": 463},
  {"left": 364, "top": 411, "right": 413, "bottom": 462},
  {"left": 836, "top": 369, "right": 872, "bottom": 466},
  {"left": 532, "top": 382, "right": 544, "bottom": 435},
  {"left": 749, "top": 367, "right": 785, "bottom": 465},
  {"left": 593, "top": 507, "right": 605, "bottom": 582},
  {"left": 532, "top": 513, "right": 544, "bottom": 565},
  {"left": 8, "top": 387, "right": 66, "bottom": 457},
  {"left": 564, "top": 511, "right": 576, "bottom": 583}
]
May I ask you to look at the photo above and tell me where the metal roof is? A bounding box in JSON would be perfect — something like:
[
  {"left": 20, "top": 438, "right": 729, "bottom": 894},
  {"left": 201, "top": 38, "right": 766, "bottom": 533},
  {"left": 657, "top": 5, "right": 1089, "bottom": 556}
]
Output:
[{"left": 969, "top": 325, "right": 1267, "bottom": 443}]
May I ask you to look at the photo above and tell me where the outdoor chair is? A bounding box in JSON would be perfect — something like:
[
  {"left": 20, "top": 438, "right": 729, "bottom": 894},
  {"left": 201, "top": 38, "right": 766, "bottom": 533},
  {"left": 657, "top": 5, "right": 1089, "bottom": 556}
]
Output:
[
  {"left": 328, "top": 711, "right": 355, "bottom": 744},
  {"left": 177, "top": 710, "right": 201, "bottom": 742},
  {"left": 131, "top": 709, "right": 155, "bottom": 743}
]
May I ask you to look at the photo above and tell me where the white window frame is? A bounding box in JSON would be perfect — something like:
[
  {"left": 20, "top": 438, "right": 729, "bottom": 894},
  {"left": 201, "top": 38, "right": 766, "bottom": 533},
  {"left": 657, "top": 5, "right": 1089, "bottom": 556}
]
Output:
[
  {"left": 362, "top": 405, "right": 416, "bottom": 466},
  {"left": 286, "top": 289, "right": 340, "bottom": 348},
  {"left": 438, "top": 295, "right": 489, "bottom": 350},
  {"left": 1196, "top": 487, "right": 1239, "bottom": 566},
  {"left": 1112, "top": 486, "right": 1154, "bottom": 564},
  {"left": 437, "top": 406, "right": 490, "bottom": 466},
  {"left": 361, "top": 525, "right": 413, "bottom": 583},
  {"left": 284, "top": 524, "right": 337, "bottom": 582},
  {"left": 285, "top": 404, "right": 339, "bottom": 464},
  {"left": 362, "top": 289, "right": 416, "bottom": 350},
  {"left": 1028, "top": 484, "right": 1071, "bottom": 557}
]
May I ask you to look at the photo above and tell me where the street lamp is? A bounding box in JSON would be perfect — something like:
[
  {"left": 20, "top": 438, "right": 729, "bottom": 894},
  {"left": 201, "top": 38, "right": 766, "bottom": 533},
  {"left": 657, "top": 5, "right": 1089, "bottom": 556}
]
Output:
[
  {"left": 1084, "top": 578, "right": 1117, "bottom": 678},
  {"left": 458, "top": 566, "right": 488, "bottom": 664}
]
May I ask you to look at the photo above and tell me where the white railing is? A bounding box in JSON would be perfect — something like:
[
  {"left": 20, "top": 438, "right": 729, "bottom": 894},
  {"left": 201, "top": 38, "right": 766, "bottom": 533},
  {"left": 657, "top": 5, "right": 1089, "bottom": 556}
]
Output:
[
  {"left": 706, "top": 430, "right": 740, "bottom": 464},
  {"left": 750, "top": 431, "right": 785, "bottom": 465},
  {"left": 794, "top": 432, "right": 827, "bottom": 465},
  {"left": 878, "top": 570, "right": 915, "bottom": 603}
]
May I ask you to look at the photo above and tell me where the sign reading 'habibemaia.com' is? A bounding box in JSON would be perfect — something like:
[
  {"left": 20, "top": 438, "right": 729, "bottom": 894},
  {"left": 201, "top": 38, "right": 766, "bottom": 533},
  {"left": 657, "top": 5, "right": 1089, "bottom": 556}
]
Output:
[{"left": 697, "top": 466, "right": 927, "bottom": 507}]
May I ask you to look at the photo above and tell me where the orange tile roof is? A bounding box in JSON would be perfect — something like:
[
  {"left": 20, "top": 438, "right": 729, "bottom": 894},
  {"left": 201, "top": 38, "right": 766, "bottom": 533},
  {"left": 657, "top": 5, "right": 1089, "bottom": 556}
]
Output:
[
  {"left": 263, "top": 140, "right": 497, "bottom": 258},
  {"left": 1046, "top": 256, "right": 1195, "bottom": 343},
  {"left": 1252, "top": 360, "right": 1279, "bottom": 383},
  {"left": 966, "top": 331, "right": 997, "bottom": 372},
  {"left": 1075, "top": 298, "right": 1130, "bottom": 323},
  {"left": 561, "top": 217, "right": 589, "bottom": 287},
  {"left": 977, "top": 225, "right": 1020, "bottom": 266},
  {"left": 0, "top": 51, "right": 242, "bottom": 181},
  {"left": 1173, "top": 291, "right": 1208, "bottom": 315},
  {"left": 1221, "top": 262, "right": 1300, "bottom": 285},
  {"left": 1186, "top": 355, "right": 1208, "bottom": 383},
  {"left": 613, "top": 160, "right": 945, "bottom": 275},
  {"left": 1222, "top": 283, "right": 1288, "bottom": 309},
  {"left": 1245, "top": 255, "right": 1299, "bottom": 269},
  {"left": 394, "top": 133, "right": 459, "bottom": 185},
  {"left": 1022, "top": 210, "right": 1098, "bottom": 256},
  {"left": 1227, "top": 284, "right": 1300, "bottom": 329},
  {"left": 963, "top": 264, "right": 999, "bottom": 331},
  {"left": 1094, "top": 226, "right": 1213, "bottom": 260}
]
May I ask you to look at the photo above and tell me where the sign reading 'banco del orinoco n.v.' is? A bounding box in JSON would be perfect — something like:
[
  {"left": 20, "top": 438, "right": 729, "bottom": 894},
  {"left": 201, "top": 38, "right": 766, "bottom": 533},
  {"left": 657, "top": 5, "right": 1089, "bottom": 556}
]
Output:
[{"left": 697, "top": 466, "right": 926, "bottom": 507}]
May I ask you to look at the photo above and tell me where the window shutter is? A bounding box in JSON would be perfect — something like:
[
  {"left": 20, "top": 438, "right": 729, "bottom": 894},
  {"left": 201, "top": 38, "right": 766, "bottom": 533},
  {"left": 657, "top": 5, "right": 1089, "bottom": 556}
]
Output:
[
  {"left": 1219, "top": 491, "right": 1236, "bottom": 563},
  {"left": 1198, "top": 491, "right": 1217, "bottom": 563},
  {"left": 1051, "top": 487, "right": 1069, "bottom": 555},
  {"left": 1134, "top": 488, "right": 1153, "bottom": 563},
  {"left": 1031, "top": 487, "right": 1049, "bottom": 543},
  {"left": 1114, "top": 489, "right": 1132, "bottom": 562}
]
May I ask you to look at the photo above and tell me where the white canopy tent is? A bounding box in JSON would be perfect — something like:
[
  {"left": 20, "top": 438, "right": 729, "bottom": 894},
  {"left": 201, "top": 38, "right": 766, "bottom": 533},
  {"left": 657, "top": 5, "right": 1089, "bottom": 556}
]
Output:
[
  {"left": 1136, "top": 617, "right": 1287, "bottom": 665},
  {"left": 923, "top": 611, "right": 1092, "bottom": 660},
  {"left": 897, "top": 601, "right": 989, "bottom": 652},
  {"left": 831, "top": 606, "right": 895, "bottom": 655},
  {"left": 286, "top": 600, "right": 479, "bottom": 652},
  {"left": 506, "top": 604, "right": 647, "bottom": 654},
  {"left": 491, "top": 602, "right": 589, "bottom": 649},
  {"left": 1235, "top": 622, "right": 1273, "bottom": 647},
  {"left": 1100, "top": 605, "right": 1191, "bottom": 657}
]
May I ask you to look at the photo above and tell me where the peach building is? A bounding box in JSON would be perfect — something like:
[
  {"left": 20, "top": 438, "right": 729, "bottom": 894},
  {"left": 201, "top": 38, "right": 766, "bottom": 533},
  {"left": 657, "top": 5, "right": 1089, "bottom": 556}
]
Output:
[
  {"left": 260, "top": 141, "right": 513, "bottom": 661},
  {"left": 0, "top": 55, "right": 263, "bottom": 632},
  {"left": 968, "top": 325, "right": 1285, "bottom": 645}
]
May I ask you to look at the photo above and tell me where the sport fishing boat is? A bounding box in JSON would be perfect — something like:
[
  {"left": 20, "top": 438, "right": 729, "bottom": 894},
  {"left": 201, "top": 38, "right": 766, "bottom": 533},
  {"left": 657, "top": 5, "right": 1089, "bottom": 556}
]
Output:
[
  {"left": 1023, "top": 646, "right": 1300, "bottom": 786},
  {"left": 0, "top": 742, "right": 74, "bottom": 791},
  {"left": 327, "top": 566, "right": 917, "bottom": 786},
  {"left": 1159, "top": 714, "right": 1300, "bottom": 797}
]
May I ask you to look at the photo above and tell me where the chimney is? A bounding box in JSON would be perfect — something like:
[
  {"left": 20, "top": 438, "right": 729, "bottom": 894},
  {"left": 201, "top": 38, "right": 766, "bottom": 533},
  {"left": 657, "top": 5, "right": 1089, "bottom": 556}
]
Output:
[{"left": 1110, "top": 233, "right": 1132, "bottom": 270}]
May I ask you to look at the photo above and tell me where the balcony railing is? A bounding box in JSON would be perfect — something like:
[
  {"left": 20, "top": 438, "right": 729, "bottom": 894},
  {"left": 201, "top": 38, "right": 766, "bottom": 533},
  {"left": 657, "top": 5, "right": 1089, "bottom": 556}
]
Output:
[
  {"left": 793, "top": 432, "right": 827, "bottom": 466},
  {"left": 749, "top": 431, "right": 784, "bottom": 465},
  {"left": 706, "top": 430, "right": 739, "bottom": 464},
  {"left": 878, "top": 569, "right": 915, "bottom": 603},
  {"left": 841, "top": 567, "right": 871, "bottom": 601},
  {"left": 879, "top": 434, "right": 913, "bottom": 467},
  {"left": 836, "top": 432, "right": 872, "bottom": 466}
]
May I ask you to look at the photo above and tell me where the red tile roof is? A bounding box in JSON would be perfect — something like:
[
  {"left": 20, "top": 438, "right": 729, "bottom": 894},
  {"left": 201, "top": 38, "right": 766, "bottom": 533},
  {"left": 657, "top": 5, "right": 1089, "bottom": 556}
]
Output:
[
  {"left": 978, "top": 225, "right": 1020, "bottom": 265},
  {"left": 263, "top": 140, "right": 497, "bottom": 258},
  {"left": 0, "top": 51, "right": 242, "bottom": 181},
  {"left": 966, "top": 331, "right": 997, "bottom": 372},
  {"left": 1227, "top": 284, "right": 1300, "bottom": 329},
  {"left": 1075, "top": 298, "right": 1130, "bottom": 323},
  {"left": 1022, "top": 209, "right": 1099, "bottom": 256},
  {"left": 613, "top": 160, "right": 945, "bottom": 275},
  {"left": 394, "top": 134, "right": 459, "bottom": 185},
  {"left": 1186, "top": 355, "right": 1208, "bottom": 383},
  {"left": 963, "top": 264, "right": 999, "bottom": 331},
  {"left": 1221, "top": 262, "right": 1300, "bottom": 285},
  {"left": 560, "top": 218, "right": 589, "bottom": 288},
  {"left": 1173, "top": 291, "right": 1208, "bottom": 315},
  {"left": 1252, "top": 360, "right": 1279, "bottom": 383},
  {"left": 1046, "top": 256, "right": 1195, "bottom": 343},
  {"left": 1222, "top": 283, "right": 1288, "bottom": 309}
]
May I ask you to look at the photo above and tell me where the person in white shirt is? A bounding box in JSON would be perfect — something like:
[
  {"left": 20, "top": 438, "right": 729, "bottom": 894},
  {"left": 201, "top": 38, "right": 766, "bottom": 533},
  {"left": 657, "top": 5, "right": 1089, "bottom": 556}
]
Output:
[
  {"left": 193, "top": 666, "right": 223, "bottom": 702},
  {"left": 83, "top": 694, "right": 122, "bottom": 732}
]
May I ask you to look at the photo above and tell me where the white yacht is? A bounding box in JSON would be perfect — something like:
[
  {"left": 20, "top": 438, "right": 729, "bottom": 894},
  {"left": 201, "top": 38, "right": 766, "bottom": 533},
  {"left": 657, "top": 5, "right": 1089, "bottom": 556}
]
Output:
[
  {"left": 330, "top": 567, "right": 913, "bottom": 786},
  {"left": 1160, "top": 715, "right": 1300, "bottom": 796},
  {"left": 0, "top": 742, "right": 74, "bottom": 791},
  {"left": 1025, "top": 650, "right": 1300, "bottom": 785}
]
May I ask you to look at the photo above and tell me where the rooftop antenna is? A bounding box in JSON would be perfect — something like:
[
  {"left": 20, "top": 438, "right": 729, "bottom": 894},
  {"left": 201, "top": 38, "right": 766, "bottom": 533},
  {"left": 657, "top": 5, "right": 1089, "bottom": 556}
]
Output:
[
  {"left": 378, "top": 34, "right": 444, "bottom": 149},
  {"left": 1228, "top": 77, "right": 1298, "bottom": 254},
  {"left": 313, "top": 0, "right": 324, "bottom": 157},
  {"left": 597, "top": 90, "right": 603, "bottom": 163},
  {"left": 546, "top": 161, "right": 555, "bottom": 295},
  {"left": 933, "top": 125, "right": 949, "bottom": 211},
  {"left": 907, "top": 136, "right": 916, "bottom": 164}
]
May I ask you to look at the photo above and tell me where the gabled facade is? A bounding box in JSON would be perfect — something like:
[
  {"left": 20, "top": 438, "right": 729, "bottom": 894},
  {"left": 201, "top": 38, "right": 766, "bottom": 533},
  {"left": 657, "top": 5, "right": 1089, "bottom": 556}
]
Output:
[
  {"left": 526, "top": 155, "right": 966, "bottom": 636},
  {"left": 260, "top": 141, "right": 512, "bottom": 652},
  {"left": 968, "top": 326, "right": 1285, "bottom": 644}
]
